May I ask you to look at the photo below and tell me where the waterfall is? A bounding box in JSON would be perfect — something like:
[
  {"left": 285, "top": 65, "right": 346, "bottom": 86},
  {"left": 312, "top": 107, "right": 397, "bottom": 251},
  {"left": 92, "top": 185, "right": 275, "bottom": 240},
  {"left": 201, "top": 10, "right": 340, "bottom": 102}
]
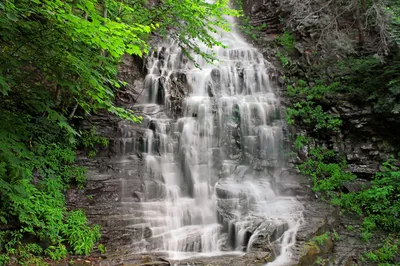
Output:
[{"left": 121, "top": 15, "right": 304, "bottom": 264}]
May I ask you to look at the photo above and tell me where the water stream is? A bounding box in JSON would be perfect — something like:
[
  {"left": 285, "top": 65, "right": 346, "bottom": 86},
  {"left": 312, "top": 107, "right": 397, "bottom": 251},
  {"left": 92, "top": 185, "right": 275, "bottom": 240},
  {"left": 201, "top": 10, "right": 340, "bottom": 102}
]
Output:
[{"left": 122, "top": 15, "right": 304, "bottom": 265}]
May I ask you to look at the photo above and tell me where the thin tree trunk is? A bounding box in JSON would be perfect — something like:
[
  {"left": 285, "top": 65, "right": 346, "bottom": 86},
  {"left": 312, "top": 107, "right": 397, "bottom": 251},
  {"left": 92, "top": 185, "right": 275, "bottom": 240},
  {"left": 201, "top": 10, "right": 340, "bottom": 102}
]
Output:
[
  {"left": 55, "top": 85, "right": 62, "bottom": 106},
  {"left": 354, "top": 0, "right": 365, "bottom": 47},
  {"left": 69, "top": 102, "right": 79, "bottom": 120}
]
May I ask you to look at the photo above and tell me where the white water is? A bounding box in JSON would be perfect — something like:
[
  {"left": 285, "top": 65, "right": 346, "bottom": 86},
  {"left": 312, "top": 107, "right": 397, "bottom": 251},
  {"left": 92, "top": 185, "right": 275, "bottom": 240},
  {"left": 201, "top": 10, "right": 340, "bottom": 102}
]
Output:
[{"left": 123, "top": 14, "right": 304, "bottom": 265}]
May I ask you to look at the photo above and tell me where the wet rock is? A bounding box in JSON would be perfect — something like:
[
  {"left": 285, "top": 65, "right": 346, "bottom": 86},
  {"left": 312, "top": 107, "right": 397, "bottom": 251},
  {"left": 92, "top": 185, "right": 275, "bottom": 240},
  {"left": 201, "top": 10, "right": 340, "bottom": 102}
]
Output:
[
  {"left": 164, "top": 71, "right": 189, "bottom": 117},
  {"left": 249, "top": 219, "right": 289, "bottom": 251},
  {"left": 243, "top": 251, "right": 274, "bottom": 264}
]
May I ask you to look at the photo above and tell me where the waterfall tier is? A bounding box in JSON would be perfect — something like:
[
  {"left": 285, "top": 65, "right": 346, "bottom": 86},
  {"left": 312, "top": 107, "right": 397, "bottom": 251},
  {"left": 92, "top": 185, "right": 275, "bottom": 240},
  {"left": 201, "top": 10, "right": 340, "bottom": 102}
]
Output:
[{"left": 118, "top": 17, "right": 304, "bottom": 264}]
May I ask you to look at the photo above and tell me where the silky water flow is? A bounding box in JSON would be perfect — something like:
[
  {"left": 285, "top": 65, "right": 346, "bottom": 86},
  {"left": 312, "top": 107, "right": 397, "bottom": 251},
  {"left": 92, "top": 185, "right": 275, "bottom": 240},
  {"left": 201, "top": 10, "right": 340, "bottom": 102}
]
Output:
[{"left": 119, "top": 16, "right": 304, "bottom": 265}]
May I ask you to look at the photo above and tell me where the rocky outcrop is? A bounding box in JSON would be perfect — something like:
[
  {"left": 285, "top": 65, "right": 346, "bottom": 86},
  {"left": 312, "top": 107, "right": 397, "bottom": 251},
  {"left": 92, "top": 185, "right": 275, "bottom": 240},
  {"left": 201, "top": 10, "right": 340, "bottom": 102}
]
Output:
[
  {"left": 287, "top": 93, "right": 399, "bottom": 178},
  {"left": 162, "top": 70, "right": 188, "bottom": 118},
  {"left": 242, "top": 0, "right": 282, "bottom": 34},
  {"left": 116, "top": 55, "right": 145, "bottom": 106}
]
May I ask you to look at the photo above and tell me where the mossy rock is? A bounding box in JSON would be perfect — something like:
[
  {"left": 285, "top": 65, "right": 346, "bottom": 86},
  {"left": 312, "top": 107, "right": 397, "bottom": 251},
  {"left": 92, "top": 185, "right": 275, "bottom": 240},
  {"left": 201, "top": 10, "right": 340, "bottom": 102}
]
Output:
[
  {"left": 298, "top": 242, "right": 321, "bottom": 266},
  {"left": 298, "top": 233, "right": 334, "bottom": 266}
]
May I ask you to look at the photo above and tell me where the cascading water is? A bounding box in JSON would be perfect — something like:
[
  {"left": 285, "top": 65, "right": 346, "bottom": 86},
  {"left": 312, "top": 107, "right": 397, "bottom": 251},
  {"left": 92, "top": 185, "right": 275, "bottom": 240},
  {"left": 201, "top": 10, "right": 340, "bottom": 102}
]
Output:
[{"left": 122, "top": 15, "right": 304, "bottom": 265}]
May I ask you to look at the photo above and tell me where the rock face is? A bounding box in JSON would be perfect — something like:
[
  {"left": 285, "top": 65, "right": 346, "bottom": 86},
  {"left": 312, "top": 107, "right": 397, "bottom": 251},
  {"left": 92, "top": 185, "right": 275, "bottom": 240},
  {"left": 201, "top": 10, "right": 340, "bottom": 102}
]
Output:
[
  {"left": 243, "top": 3, "right": 399, "bottom": 179},
  {"left": 286, "top": 93, "right": 399, "bottom": 179},
  {"left": 242, "top": 0, "right": 282, "bottom": 34},
  {"left": 116, "top": 54, "right": 145, "bottom": 106},
  {"left": 69, "top": 109, "right": 148, "bottom": 251}
]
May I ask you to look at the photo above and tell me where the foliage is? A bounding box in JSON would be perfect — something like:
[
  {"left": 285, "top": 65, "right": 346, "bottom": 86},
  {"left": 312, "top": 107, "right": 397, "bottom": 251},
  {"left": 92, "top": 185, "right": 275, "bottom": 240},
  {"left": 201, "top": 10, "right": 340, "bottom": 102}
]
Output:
[
  {"left": 294, "top": 135, "right": 308, "bottom": 150},
  {"left": 276, "top": 31, "right": 296, "bottom": 52},
  {"left": 286, "top": 80, "right": 340, "bottom": 100},
  {"left": 335, "top": 54, "right": 400, "bottom": 114},
  {"left": 276, "top": 51, "right": 290, "bottom": 67},
  {"left": 0, "top": 0, "right": 237, "bottom": 263},
  {"left": 286, "top": 80, "right": 342, "bottom": 134},
  {"left": 63, "top": 210, "right": 101, "bottom": 255},
  {"left": 280, "top": 0, "right": 400, "bottom": 261},
  {"left": 388, "top": 0, "right": 400, "bottom": 46},
  {"left": 298, "top": 148, "right": 356, "bottom": 192},
  {"left": 346, "top": 225, "right": 354, "bottom": 231},
  {"left": 332, "top": 157, "right": 400, "bottom": 235},
  {"left": 98, "top": 244, "right": 106, "bottom": 254},
  {"left": 274, "top": 31, "right": 295, "bottom": 68},
  {"left": 332, "top": 230, "right": 340, "bottom": 241},
  {"left": 156, "top": 0, "right": 239, "bottom": 64},
  {"left": 362, "top": 235, "right": 399, "bottom": 265},
  {"left": 0, "top": 108, "right": 99, "bottom": 263},
  {"left": 287, "top": 103, "right": 342, "bottom": 134},
  {"left": 311, "top": 232, "right": 330, "bottom": 246},
  {"left": 300, "top": 148, "right": 400, "bottom": 240},
  {"left": 80, "top": 127, "right": 109, "bottom": 158},
  {"left": 0, "top": 0, "right": 237, "bottom": 124},
  {"left": 0, "top": 242, "right": 47, "bottom": 266}
]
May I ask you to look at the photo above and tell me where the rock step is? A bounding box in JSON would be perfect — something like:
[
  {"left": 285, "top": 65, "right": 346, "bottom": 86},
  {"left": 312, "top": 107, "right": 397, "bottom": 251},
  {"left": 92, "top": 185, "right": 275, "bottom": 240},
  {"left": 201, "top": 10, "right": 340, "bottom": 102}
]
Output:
[{"left": 148, "top": 224, "right": 220, "bottom": 240}]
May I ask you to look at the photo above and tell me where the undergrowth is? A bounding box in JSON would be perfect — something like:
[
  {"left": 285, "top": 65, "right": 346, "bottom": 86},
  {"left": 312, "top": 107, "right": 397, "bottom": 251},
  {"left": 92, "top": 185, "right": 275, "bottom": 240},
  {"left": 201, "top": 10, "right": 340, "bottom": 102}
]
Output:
[
  {"left": 285, "top": 80, "right": 342, "bottom": 135},
  {"left": 0, "top": 107, "right": 101, "bottom": 265},
  {"left": 283, "top": 50, "right": 400, "bottom": 263}
]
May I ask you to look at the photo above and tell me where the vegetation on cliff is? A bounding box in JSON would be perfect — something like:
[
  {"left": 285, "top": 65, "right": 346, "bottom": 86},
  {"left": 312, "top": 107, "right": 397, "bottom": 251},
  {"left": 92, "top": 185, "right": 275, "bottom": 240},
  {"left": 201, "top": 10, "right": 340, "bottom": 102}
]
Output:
[
  {"left": 0, "top": 0, "right": 237, "bottom": 264},
  {"left": 258, "top": 0, "right": 400, "bottom": 263}
]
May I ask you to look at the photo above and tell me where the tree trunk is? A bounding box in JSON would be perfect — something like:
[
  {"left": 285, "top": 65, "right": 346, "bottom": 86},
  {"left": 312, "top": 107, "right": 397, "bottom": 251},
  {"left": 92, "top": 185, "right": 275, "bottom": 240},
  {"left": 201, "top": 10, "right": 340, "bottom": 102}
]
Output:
[
  {"left": 354, "top": 0, "right": 365, "bottom": 48},
  {"left": 69, "top": 102, "right": 79, "bottom": 120}
]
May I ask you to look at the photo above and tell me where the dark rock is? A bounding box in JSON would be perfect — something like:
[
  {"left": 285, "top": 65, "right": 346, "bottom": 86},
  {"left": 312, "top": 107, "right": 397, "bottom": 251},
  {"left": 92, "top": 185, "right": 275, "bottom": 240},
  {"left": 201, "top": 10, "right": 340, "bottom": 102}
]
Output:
[
  {"left": 342, "top": 179, "right": 371, "bottom": 193},
  {"left": 242, "top": 0, "right": 283, "bottom": 34},
  {"left": 248, "top": 219, "right": 289, "bottom": 251}
]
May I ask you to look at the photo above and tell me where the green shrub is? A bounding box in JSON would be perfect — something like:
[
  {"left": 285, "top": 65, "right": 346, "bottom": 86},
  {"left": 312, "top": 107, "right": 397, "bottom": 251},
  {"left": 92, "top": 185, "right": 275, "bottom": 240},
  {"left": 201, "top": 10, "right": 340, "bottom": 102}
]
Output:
[
  {"left": 285, "top": 80, "right": 342, "bottom": 134},
  {"left": 233, "top": 0, "right": 267, "bottom": 40},
  {"left": 287, "top": 102, "right": 342, "bottom": 134},
  {"left": 298, "top": 148, "right": 356, "bottom": 192},
  {"left": 80, "top": 127, "right": 109, "bottom": 158},
  {"left": 0, "top": 107, "right": 100, "bottom": 264},
  {"left": 98, "top": 244, "right": 106, "bottom": 254},
  {"left": 276, "top": 31, "right": 296, "bottom": 51},
  {"left": 332, "top": 230, "right": 340, "bottom": 241},
  {"left": 286, "top": 80, "right": 340, "bottom": 100},
  {"left": 362, "top": 235, "right": 399, "bottom": 265},
  {"left": 333, "top": 157, "right": 400, "bottom": 234},
  {"left": 276, "top": 51, "right": 290, "bottom": 67},
  {"left": 63, "top": 210, "right": 101, "bottom": 255},
  {"left": 294, "top": 135, "right": 308, "bottom": 150},
  {"left": 301, "top": 149, "right": 400, "bottom": 243},
  {"left": 312, "top": 232, "right": 330, "bottom": 246}
]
